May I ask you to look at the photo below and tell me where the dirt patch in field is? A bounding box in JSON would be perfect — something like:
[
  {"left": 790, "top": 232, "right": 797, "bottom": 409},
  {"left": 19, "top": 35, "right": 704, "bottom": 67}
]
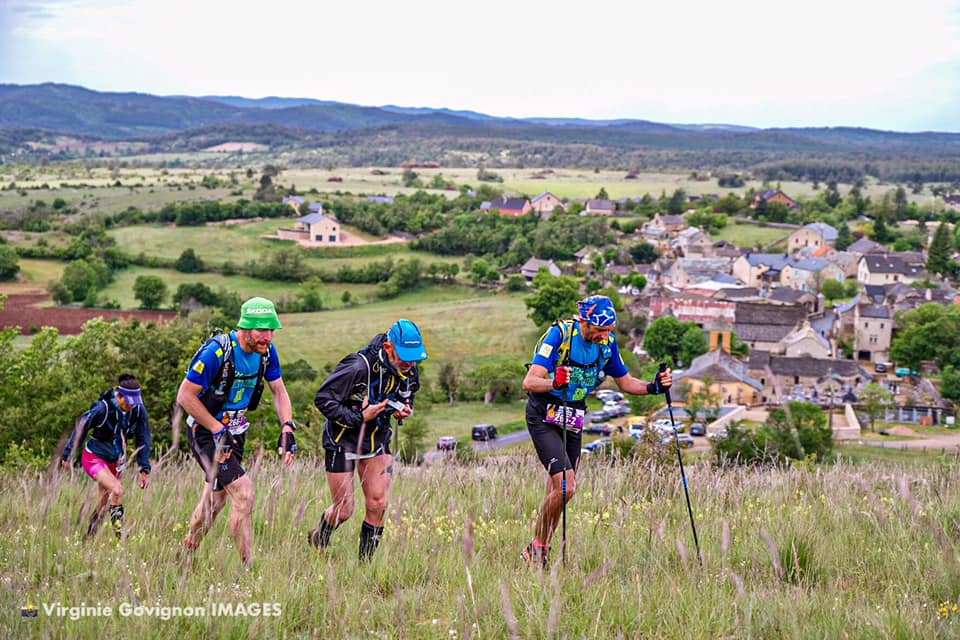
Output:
[{"left": 0, "top": 293, "right": 177, "bottom": 335}]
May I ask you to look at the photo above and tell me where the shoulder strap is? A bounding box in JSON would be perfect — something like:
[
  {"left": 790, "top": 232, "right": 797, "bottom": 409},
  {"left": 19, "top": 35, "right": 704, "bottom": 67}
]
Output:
[{"left": 556, "top": 319, "right": 575, "bottom": 366}]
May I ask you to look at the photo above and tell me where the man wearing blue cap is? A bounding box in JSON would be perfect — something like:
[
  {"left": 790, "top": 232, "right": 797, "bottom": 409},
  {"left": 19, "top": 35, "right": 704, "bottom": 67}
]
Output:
[
  {"left": 309, "top": 318, "right": 427, "bottom": 561},
  {"left": 520, "top": 295, "right": 672, "bottom": 567},
  {"left": 61, "top": 373, "right": 152, "bottom": 539}
]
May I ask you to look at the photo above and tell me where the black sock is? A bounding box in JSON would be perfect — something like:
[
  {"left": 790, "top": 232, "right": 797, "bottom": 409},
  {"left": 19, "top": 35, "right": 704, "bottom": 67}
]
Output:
[
  {"left": 359, "top": 521, "right": 384, "bottom": 562},
  {"left": 109, "top": 504, "right": 124, "bottom": 537},
  {"left": 314, "top": 517, "right": 338, "bottom": 548}
]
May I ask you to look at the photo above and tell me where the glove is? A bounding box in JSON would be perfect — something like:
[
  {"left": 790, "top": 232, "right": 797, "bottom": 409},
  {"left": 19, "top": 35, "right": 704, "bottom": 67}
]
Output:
[
  {"left": 215, "top": 429, "right": 235, "bottom": 454},
  {"left": 552, "top": 366, "right": 571, "bottom": 390},
  {"left": 277, "top": 431, "right": 298, "bottom": 456}
]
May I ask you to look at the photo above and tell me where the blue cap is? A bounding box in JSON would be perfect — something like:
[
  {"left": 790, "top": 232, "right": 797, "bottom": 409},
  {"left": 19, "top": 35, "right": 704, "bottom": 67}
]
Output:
[
  {"left": 577, "top": 295, "right": 617, "bottom": 327},
  {"left": 387, "top": 319, "right": 428, "bottom": 362}
]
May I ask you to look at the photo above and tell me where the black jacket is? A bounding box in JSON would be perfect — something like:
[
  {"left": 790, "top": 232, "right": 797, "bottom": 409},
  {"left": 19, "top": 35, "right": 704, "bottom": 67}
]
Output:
[{"left": 314, "top": 333, "right": 420, "bottom": 434}]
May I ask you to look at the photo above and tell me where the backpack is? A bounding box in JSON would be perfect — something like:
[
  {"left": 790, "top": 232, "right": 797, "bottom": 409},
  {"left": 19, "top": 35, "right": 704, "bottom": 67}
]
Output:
[
  {"left": 532, "top": 318, "right": 610, "bottom": 370},
  {"left": 194, "top": 331, "right": 269, "bottom": 416},
  {"left": 533, "top": 319, "right": 576, "bottom": 367}
]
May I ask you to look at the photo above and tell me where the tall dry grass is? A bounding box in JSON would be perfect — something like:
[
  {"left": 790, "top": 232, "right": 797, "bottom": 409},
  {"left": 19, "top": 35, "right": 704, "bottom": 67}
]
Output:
[{"left": 4, "top": 450, "right": 960, "bottom": 638}]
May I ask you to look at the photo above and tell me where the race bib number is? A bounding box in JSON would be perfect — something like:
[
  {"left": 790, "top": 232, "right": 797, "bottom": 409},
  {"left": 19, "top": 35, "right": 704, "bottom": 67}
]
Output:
[
  {"left": 545, "top": 404, "right": 585, "bottom": 432},
  {"left": 222, "top": 409, "right": 250, "bottom": 435}
]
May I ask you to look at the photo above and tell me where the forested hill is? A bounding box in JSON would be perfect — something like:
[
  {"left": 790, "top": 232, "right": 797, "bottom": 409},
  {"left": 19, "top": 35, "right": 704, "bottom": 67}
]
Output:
[{"left": 3, "top": 83, "right": 960, "bottom": 182}]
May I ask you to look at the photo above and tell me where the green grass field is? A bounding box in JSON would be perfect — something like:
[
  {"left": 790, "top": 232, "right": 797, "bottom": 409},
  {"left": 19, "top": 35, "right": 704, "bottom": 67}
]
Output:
[
  {"left": 102, "top": 267, "right": 381, "bottom": 310},
  {"left": 711, "top": 220, "right": 790, "bottom": 248},
  {"left": 5, "top": 449, "right": 960, "bottom": 638},
  {"left": 1, "top": 164, "right": 936, "bottom": 213},
  {"left": 273, "top": 288, "right": 538, "bottom": 373},
  {"left": 107, "top": 222, "right": 462, "bottom": 272}
]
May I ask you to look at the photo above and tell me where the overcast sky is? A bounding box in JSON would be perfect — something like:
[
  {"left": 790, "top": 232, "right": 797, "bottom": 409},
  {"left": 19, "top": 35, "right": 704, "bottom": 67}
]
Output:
[{"left": 2, "top": 0, "right": 960, "bottom": 132}]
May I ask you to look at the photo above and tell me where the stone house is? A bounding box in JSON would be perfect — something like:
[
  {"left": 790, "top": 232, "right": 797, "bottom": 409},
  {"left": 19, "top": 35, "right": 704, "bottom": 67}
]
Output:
[
  {"left": 520, "top": 258, "right": 561, "bottom": 280},
  {"left": 787, "top": 222, "right": 838, "bottom": 254},
  {"left": 780, "top": 257, "right": 827, "bottom": 292},
  {"left": 748, "top": 351, "right": 869, "bottom": 405},
  {"left": 276, "top": 212, "right": 340, "bottom": 246},
  {"left": 669, "top": 257, "right": 735, "bottom": 289},
  {"left": 751, "top": 189, "right": 798, "bottom": 209},
  {"left": 732, "top": 253, "right": 793, "bottom": 288},
  {"left": 675, "top": 330, "right": 764, "bottom": 406},
  {"left": 857, "top": 253, "right": 925, "bottom": 286},
  {"left": 733, "top": 301, "right": 807, "bottom": 352},
  {"left": 530, "top": 192, "right": 564, "bottom": 218},
  {"left": 853, "top": 302, "right": 892, "bottom": 363},
  {"left": 584, "top": 199, "right": 616, "bottom": 216}
]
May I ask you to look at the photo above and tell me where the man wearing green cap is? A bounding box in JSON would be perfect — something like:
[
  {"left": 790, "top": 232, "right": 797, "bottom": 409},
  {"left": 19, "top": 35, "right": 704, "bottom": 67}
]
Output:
[
  {"left": 177, "top": 296, "right": 297, "bottom": 568},
  {"left": 308, "top": 318, "right": 427, "bottom": 562}
]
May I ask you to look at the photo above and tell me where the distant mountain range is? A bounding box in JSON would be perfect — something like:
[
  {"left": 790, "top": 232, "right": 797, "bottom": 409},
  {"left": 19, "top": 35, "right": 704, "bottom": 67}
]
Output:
[{"left": 2, "top": 83, "right": 960, "bottom": 182}]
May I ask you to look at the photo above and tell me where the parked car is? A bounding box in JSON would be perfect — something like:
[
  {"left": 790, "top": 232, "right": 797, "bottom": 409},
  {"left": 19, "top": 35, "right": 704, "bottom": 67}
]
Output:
[
  {"left": 652, "top": 418, "right": 684, "bottom": 433},
  {"left": 708, "top": 429, "right": 729, "bottom": 442},
  {"left": 874, "top": 362, "right": 887, "bottom": 373},
  {"left": 581, "top": 437, "right": 614, "bottom": 454},
  {"left": 584, "top": 423, "right": 613, "bottom": 436},
  {"left": 595, "top": 389, "right": 624, "bottom": 403},
  {"left": 662, "top": 433, "right": 695, "bottom": 448},
  {"left": 689, "top": 422, "right": 706, "bottom": 436},
  {"left": 471, "top": 423, "right": 498, "bottom": 441},
  {"left": 895, "top": 367, "right": 920, "bottom": 377},
  {"left": 436, "top": 436, "right": 458, "bottom": 451},
  {"left": 604, "top": 403, "right": 631, "bottom": 418},
  {"left": 590, "top": 408, "right": 615, "bottom": 423},
  {"left": 628, "top": 421, "right": 646, "bottom": 439}
]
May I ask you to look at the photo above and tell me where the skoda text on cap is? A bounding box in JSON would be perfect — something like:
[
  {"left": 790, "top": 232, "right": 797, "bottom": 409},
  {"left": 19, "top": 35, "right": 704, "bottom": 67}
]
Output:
[
  {"left": 388, "top": 319, "right": 428, "bottom": 362},
  {"left": 237, "top": 297, "right": 283, "bottom": 330}
]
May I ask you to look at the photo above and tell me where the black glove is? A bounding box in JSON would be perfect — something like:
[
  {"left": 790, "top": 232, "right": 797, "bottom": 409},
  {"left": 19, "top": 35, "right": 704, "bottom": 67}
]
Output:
[
  {"left": 215, "top": 429, "right": 235, "bottom": 454},
  {"left": 278, "top": 431, "right": 298, "bottom": 455}
]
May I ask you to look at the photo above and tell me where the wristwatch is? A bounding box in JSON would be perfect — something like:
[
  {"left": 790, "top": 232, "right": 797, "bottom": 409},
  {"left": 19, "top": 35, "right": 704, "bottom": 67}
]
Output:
[{"left": 282, "top": 420, "right": 297, "bottom": 431}]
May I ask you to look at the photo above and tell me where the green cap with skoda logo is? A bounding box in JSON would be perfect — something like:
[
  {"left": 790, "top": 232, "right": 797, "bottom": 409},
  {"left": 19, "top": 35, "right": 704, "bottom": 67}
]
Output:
[{"left": 237, "top": 297, "right": 282, "bottom": 330}]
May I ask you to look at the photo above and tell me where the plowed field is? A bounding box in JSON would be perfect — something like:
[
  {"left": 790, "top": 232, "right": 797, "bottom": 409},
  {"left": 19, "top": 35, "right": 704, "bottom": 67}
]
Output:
[{"left": 0, "top": 293, "right": 176, "bottom": 335}]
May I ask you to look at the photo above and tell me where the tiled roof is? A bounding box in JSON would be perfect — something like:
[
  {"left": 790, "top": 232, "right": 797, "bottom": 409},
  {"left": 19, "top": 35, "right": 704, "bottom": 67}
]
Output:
[
  {"left": 735, "top": 301, "right": 806, "bottom": 325},
  {"left": 803, "top": 222, "right": 839, "bottom": 242},
  {"left": 680, "top": 349, "right": 763, "bottom": 390},
  {"left": 297, "top": 213, "right": 327, "bottom": 224},
  {"left": 859, "top": 304, "right": 890, "bottom": 319},
  {"left": 749, "top": 353, "right": 868, "bottom": 379}
]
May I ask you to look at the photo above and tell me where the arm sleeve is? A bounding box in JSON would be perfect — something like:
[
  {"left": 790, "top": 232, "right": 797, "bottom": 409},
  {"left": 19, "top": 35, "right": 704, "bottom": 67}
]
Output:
[
  {"left": 314, "top": 357, "right": 365, "bottom": 429},
  {"left": 134, "top": 406, "right": 152, "bottom": 473},
  {"left": 530, "top": 325, "right": 563, "bottom": 371},
  {"left": 62, "top": 403, "right": 102, "bottom": 461},
  {"left": 265, "top": 343, "right": 283, "bottom": 382}
]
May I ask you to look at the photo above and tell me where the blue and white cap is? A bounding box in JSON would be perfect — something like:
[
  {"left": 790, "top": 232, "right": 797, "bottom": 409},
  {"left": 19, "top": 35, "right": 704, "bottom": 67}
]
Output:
[
  {"left": 387, "top": 319, "right": 428, "bottom": 362},
  {"left": 577, "top": 295, "right": 617, "bottom": 327}
]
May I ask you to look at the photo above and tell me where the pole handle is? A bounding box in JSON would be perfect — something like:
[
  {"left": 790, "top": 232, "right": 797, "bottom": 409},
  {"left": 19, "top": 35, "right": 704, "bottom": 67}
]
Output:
[{"left": 658, "top": 362, "right": 671, "bottom": 405}]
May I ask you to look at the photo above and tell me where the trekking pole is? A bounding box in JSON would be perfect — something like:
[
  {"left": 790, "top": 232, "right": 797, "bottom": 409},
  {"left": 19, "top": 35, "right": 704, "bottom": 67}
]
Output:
[
  {"left": 660, "top": 362, "right": 702, "bottom": 567},
  {"left": 561, "top": 379, "right": 568, "bottom": 566}
]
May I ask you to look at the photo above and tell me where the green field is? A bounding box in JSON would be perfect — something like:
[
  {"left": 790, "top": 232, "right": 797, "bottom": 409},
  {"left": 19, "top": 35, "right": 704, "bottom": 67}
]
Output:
[
  {"left": 1, "top": 164, "right": 936, "bottom": 213},
  {"left": 16, "top": 258, "right": 66, "bottom": 287},
  {"left": 273, "top": 288, "right": 538, "bottom": 373},
  {"left": 107, "top": 222, "right": 462, "bottom": 272},
  {"left": 102, "top": 267, "right": 381, "bottom": 309},
  {"left": 711, "top": 220, "right": 791, "bottom": 248}
]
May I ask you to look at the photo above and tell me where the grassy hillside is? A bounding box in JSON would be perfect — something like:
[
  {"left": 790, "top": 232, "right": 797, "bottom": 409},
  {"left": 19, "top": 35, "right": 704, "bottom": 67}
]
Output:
[
  {"left": 273, "top": 288, "right": 537, "bottom": 372},
  {"left": 4, "top": 452, "right": 960, "bottom": 638}
]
